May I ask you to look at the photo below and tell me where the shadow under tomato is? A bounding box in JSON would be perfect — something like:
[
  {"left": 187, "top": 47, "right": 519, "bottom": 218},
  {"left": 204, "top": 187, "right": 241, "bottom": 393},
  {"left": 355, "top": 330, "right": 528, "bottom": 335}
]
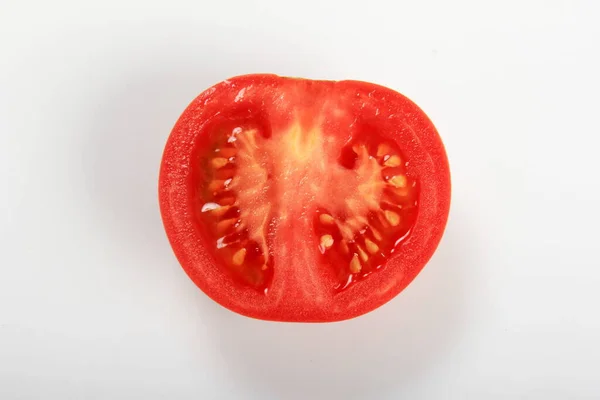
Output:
[
  {"left": 77, "top": 29, "right": 471, "bottom": 399},
  {"left": 200, "top": 216, "right": 470, "bottom": 400}
]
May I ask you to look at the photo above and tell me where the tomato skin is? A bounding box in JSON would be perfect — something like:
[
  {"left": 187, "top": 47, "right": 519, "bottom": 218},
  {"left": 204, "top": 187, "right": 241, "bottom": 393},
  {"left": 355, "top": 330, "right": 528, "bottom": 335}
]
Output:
[{"left": 159, "top": 74, "right": 451, "bottom": 322}]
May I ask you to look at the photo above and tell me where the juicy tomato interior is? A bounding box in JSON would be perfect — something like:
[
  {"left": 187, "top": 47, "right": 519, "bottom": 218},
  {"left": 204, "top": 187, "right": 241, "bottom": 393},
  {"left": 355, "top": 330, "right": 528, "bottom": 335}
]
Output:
[{"left": 160, "top": 74, "right": 450, "bottom": 322}]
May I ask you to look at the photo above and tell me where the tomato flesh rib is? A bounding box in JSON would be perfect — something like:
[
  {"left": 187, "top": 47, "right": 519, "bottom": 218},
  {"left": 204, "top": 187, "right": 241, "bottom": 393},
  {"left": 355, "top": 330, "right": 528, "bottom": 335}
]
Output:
[{"left": 159, "top": 74, "right": 451, "bottom": 322}]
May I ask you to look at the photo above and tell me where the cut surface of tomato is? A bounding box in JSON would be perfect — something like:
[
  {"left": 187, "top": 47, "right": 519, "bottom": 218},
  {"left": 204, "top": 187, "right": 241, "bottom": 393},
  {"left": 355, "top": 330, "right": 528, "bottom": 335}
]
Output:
[{"left": 159, "top": 74, "right": 451, "bottom": 322}]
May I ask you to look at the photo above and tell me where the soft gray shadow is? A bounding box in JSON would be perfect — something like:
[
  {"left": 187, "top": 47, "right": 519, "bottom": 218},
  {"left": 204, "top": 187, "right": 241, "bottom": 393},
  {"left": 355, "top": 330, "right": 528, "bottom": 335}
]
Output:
[
  {"left": 78, "top": 26, "right": 472, "bottom": 400},
  {"left": 201, "top": 216, "right": 470, "bottom": 400}
]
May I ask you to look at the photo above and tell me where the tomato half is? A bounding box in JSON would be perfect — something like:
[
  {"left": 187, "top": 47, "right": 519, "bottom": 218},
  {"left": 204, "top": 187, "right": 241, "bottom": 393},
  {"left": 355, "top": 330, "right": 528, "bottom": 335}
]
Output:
[{"left": 159, "top": 74, "right": 450, "bottom": 322}]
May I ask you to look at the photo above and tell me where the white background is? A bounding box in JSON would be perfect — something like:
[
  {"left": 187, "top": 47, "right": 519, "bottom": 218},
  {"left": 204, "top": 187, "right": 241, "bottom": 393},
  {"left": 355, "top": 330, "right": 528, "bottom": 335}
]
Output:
[{"left": 1, "top": 0, "right": 599, "bottom": 399}]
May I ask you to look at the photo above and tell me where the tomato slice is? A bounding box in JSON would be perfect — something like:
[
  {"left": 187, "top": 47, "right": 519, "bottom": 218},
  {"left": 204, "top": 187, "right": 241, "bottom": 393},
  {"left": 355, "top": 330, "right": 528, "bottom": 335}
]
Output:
[{"left": 159, "top": 74, "right": 450, "bottom": 322}]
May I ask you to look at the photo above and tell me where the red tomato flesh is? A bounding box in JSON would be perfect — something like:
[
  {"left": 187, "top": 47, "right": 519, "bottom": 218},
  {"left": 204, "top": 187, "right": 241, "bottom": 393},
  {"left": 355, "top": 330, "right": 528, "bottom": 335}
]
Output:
[{"left": 159, "top": 74, "right": 451, "bottom": 322}]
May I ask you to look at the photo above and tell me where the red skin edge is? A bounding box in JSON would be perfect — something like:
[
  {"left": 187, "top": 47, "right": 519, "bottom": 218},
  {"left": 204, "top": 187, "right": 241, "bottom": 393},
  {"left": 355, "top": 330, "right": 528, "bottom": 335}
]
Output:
[{"left": 159, "top": 74, "right": 451, "bottom": 323}]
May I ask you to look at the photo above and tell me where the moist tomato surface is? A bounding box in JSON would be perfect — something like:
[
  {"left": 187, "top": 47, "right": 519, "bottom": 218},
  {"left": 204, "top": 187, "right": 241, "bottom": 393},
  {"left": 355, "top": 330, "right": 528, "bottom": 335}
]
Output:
[{"left": 159, "top": 74, "right": 450, "bottom": 322}]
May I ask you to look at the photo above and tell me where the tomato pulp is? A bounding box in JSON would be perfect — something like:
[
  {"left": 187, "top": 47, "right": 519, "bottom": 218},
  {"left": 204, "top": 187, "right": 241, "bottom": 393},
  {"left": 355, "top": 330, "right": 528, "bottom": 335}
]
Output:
[{"left": 159, "top": 74, "right": 450, "bottom": 322}]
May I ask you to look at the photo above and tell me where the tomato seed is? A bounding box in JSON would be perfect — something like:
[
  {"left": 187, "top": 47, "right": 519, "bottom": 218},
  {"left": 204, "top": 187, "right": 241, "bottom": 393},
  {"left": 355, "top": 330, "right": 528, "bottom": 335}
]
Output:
[
  {"left": 357, "top": 245, "right": 369, "bottom": 262},
  {"left": 208, "top": 205, "right": 231, "bottom": 218},
  {"left": 232, "top": 248, "right": 247, "bottom": 266},
  {"left": 319, "top": 213, "right": 335, "bottom": 225},
  {"left": 364, "top": 238, "right": 379, "bottom": 254},
  {"left": 349, "top": 254, "right": 362, "bottom": 273},
  {"left": 384, "top": 210, "right": 400, "bottom": 226},
  {"left": 320, "top": 234, "right": 334, "bottom": 250},
  {"left": 383, "top": 155, "right": 402, "bottom": 167},
  {"left": 211, "top": 157, "right": 229, "bottom": 169},
  {"left": 207, "top": 180, "right": 225, "bottom": 193},
  {"left": 217, "top": 196, "right": 236, "bottom": 206},
  {"left": 370, "top": 226, "right": 383, "bottom": 241},
  {"left": 388, "top": 175, "right": 407, "bottom": 188},
  {"left": 216, "top": 218, "right": 238, "bottom": 235},
  {"left": 376, "top": 143, "right": 391, "bottom": 157}
]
